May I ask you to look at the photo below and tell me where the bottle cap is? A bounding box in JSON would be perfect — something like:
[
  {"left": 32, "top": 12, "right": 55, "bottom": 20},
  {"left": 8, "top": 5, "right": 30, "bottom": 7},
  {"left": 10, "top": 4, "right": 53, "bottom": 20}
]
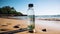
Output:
[{"left": 28, "top": 4, "right": 33, "bottom": 7}]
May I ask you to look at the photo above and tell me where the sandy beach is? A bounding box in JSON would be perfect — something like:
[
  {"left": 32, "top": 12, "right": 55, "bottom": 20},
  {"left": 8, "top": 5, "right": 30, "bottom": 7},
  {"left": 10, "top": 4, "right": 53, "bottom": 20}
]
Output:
[
  {"left": 0, "top": 18, "right": 27, "bottom": 32},
  {"left": 0, "top": 18, "right": 60, "bottom": 34}
]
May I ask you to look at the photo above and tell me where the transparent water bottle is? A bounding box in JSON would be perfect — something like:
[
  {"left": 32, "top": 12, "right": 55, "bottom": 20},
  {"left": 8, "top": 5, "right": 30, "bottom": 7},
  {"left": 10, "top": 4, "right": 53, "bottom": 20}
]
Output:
[{"left": 27, "top": 4, "right": 35, "bottom": 33}]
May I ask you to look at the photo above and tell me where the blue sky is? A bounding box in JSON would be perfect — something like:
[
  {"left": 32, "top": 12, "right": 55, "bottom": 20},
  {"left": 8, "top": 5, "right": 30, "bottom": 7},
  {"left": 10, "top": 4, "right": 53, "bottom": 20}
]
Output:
[{"left": 0, "top": 0, "right": 60, "bottom": 15}]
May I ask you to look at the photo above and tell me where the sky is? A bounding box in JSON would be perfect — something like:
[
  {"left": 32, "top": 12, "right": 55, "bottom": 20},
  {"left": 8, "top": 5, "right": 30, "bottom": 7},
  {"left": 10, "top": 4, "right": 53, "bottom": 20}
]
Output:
[{"left": 0, "top": 0, "right": 60, "bottom": 15}]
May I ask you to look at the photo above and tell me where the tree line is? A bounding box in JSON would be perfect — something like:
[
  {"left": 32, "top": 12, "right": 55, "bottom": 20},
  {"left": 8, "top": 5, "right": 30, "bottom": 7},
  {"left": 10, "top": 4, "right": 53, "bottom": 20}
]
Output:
[{"left": 0, "top": 6, "right": 24, "bottom": 16}]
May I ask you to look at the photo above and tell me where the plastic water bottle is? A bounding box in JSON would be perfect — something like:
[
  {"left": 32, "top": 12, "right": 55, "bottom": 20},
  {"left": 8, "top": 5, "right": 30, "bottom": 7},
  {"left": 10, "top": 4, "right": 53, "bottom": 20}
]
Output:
[{"left": 27, "top": 4, "right": 35, "bottom": 33}]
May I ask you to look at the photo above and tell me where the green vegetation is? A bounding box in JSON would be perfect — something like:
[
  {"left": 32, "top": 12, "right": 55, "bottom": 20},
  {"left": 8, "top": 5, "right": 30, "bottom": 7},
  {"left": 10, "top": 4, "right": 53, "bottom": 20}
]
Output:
[
  {"left": 0, "top": 6, "right": 24, "bottom": 16},
  {"left": 28, "top": 25, "right": 35, "bottom": 31}
]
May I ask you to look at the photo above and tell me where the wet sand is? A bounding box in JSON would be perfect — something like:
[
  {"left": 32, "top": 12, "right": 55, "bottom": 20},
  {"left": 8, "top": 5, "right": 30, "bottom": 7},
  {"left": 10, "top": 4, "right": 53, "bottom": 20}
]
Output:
[{"left": 0, "top": 18, "right": 60, "bottom": 34}]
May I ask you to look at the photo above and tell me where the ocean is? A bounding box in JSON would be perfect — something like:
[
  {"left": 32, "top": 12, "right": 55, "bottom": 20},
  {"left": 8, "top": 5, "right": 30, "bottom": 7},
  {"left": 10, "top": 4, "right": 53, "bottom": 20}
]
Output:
[{"left": 11, "top": 15, "right": 60, "bottom": 20}]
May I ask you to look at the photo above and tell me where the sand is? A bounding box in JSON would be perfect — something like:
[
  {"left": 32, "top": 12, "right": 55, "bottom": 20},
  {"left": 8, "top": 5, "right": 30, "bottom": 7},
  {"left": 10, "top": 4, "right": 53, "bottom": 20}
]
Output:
[
  {"left": 0, "top": 18, "right": 27, "bottom": 32},
  {"left": 0, "top": 18, "right": 60, "bottom": 34}
]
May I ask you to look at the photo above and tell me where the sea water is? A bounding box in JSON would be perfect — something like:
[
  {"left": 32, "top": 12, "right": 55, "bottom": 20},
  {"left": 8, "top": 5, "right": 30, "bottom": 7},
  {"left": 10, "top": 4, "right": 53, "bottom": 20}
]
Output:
[{"left": 11, "top": 15, "right": 60, "bottom": 19}]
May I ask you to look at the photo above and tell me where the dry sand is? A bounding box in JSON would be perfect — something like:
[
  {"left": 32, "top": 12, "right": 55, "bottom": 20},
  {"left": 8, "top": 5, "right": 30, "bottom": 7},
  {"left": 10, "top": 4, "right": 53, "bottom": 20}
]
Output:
[
  {"left": 0, "top": 18, "right": 27, "bottom": 32},
  {"left": 0, "top": 18, "right": 60, "bottom": 34}
]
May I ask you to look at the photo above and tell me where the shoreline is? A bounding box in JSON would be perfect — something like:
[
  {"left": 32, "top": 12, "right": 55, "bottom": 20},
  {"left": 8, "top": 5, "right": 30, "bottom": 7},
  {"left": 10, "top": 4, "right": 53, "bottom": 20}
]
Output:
[{"left": 38, "top": 18, "right": 60, "bottom": 21}]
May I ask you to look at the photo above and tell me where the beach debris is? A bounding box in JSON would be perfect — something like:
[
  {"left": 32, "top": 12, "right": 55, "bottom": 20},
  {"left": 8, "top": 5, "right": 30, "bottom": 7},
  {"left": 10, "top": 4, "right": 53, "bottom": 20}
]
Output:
[
  {"left": 0, "top": 28, "right": 27, "bottom": 34},
  {"left": 42, "top": 29, "right": 46, "bottom": 32},
  {"left": 0, "top": 29, "right": 9, "bottom": 31},
  {"left": 28, "top": 30, "right": 34, "bottom": 33},
  {"left": 27, "top": 4, "right": 35, "bottom": 33},
  {"left": 13, "top": 24, "right": 20, "bottom": 28},
  {"left": 1, "top": 25, "right": 8, "bottom": 26},
  {"left": 14, "top": 26, "right": 19, "bottom": 28},
  {"left": 28, "top": 29, "right": 36, "bottom": 33}
]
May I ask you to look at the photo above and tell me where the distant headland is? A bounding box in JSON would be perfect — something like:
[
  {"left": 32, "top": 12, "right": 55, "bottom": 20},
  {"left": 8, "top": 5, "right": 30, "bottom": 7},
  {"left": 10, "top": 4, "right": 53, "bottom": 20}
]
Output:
[{"left": 0, "top": 6, "right": 27, "bottom": 17}]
